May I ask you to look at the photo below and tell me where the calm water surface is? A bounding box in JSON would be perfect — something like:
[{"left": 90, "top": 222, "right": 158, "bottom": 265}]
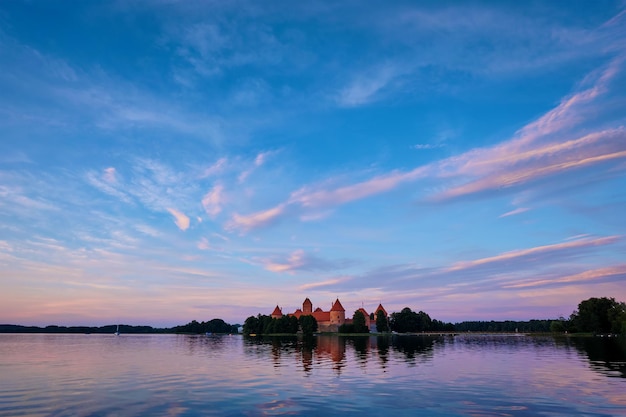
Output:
[{"left": 1, "top": 333, "right": 625, "bottom": 416}]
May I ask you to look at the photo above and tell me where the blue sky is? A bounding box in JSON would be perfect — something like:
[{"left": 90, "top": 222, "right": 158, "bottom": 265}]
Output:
[{"left": 1, "top": 1, "right": 625, "bottom": 327}]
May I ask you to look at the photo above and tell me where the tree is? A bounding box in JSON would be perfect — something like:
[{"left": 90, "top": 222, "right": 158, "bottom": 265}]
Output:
[
  {"left": 550, "top": 320, "right": 565, "bottom": 333},
  {"left": 571, "top": 297, "right": 623, "bottom": 334},
  {"left": 338, "top": 323, "right": 355, "bottom": 333},
  {"left": 205, "top": 318, "right": 231, "bottom": 333},
  {"left": 299, "top": 315, "right": 318, "bottom": 335},
  {"left": 353, "top": 310, "right": 369, "bottom": 333},
  {"left": 376, "top": 310, "right": 389, "bottom": 333},
  {"left": 288, "top": 316, "right": 300, "bottom": 334},
  {"left": 390, "top": 308, "right": 420, "bottom": 333},
  {"left": 243, "top": 315, "right": 259, "bottom": 335},
  {"left": 608, "top": 301, "right": 626, "bottom": 334}
]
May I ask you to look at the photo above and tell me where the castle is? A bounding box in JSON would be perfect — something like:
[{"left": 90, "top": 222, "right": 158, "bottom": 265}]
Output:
[{"left": 271, "top": 298, "right": 388, "bottom": 332}]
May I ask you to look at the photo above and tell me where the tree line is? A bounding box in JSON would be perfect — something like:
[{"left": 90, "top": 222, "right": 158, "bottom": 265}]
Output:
[
  {"left": 0, "top": 319, "right": 242, "bottom": 335},
  {"left": 242, "top": 296, "right": 626, "bottom": 336},
  {"left": 243, "top": 314, "right": 318, "bottom": 335},
  {"left": 6, "top": 296, "right": 621, "bottom": 336},
  {"left": 550, "top": 297, "right": 626, "bottom": 335}
]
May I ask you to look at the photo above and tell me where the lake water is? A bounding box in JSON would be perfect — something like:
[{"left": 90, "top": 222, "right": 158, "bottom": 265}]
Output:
[{"left": 1, "top": 333, "right": 625, "bottom": 416}]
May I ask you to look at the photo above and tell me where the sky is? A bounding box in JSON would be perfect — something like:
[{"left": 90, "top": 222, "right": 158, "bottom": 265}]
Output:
[{"left": 1, "top": 1, "right": 625, "bottom": 327}]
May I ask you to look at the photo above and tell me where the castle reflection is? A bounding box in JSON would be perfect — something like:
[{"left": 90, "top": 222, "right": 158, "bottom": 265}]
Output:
[{"left": 244, "top": 334, "right": 438, "bottom": 374}]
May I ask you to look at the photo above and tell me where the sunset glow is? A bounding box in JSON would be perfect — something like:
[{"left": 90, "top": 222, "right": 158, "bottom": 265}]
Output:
[{"left": 1, "top": 2, "right": 625, "bottom": 326}]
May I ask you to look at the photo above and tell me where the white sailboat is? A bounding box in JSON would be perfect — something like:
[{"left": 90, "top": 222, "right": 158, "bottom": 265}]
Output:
[{"left": 114, "top": 324, "right": 120, "bottom": 336}]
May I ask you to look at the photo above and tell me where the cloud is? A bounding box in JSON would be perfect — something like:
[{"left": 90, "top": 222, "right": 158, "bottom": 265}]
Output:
[
  {"left": 299, "top": 276, "right": 353, "bottom": 291},
  {"left": 258, "top": 249, "right": 353, "bottom": 273},
  {"left": 499, "top": 207, "right": 529, "bottom": 218},
  {"left": 227, "top": 55, "right": 626, "bottom": 231},
  {"left": 197, "top": 237, "right": 211, "bottom": 251},
  {"left": 446, "top": 236, "right": 620, "bottom": 273},
  {"left": 201, "top": 158, "right": 228, "bottom": 178},
  {"left": 227, "top": 204, "right": 288, "bottom": 232},
  {"left": 305, "top": 235, "right": 623, "bottom": 297},
  {"left": 289, "top": 167, "right": 427, "bottom": 209},
  {"left": 337, "top": 65, "right": 402, "bottom": 107},
  {"left": 167, "top": 208, "right": 190, "bottom": 231},
  {"left": 262, "top": 249, "right": 306, "bottom": 273},
  {"left": 503, "top": 265, "right": 626, "bottom": 289},
  {"left": 412, "top": 144, "right": 445, "bottom": 150},
  {"left": 103, "top": 167, "right": 117, "bottom": 184},
  {"left": 238, "top": 150, "right": 276, "bottom": 183},
  {"left": 202, "top": 184, "right": 224, "bottom": 218}
]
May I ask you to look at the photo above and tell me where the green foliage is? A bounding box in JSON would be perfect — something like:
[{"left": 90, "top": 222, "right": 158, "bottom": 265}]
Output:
[
  {"left": 390, "top": 308, "right": 433, "bottom": 333},
  {"left": 338, "top": 323, "right": 355, "bottom": 333},
  {"left": 299, "top": 315, "right": 318, "bottom": 335},
  {"left": 454, "top": 320, "right": 553, "bottom": 333},
  {"left": 243, "top": 314, "right": 304, "bottom": 335},
  {"left": 243, "top": 314, "right": 268, "bottom": 335},
  {"left": 550, "top": 320, "right": 566, "bottom": 333},
  {"left": 376, "top": 310, "right": 389, "bottom": 332},
  {"left": 173, "top": 318, "right": 234, "bottom": 334},
  {"left": 570, "top": 297, "right": 626, "bottom": 334},
  {"left": 353, "top": 310, "right": 369, "bottom": 333}
]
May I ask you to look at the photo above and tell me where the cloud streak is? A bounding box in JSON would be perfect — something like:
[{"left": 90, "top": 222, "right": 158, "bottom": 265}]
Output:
[
  {"left": 227, "top": 56, "right": 626, "bottom": 232},
  {"left": 257, "top": 249, "right": 353, "bottom": 273},
  {"left": 167, "top": 208, "right": 190, "bottom": 231}
]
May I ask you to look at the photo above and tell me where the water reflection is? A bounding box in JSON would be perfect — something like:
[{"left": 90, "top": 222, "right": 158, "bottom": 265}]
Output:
[
  {"left": 244, "top": 334, "right": 439, "bottom": 374},
  {"left": 559, "top": 336, "right": 626, "bottom": 378},
  {"left": 1, "top": 334, "right": 625, "bottom": 416}
]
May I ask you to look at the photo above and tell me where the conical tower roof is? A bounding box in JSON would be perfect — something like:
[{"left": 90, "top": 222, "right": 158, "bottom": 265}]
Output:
[
  {"left": 271, "top": 305, "right": 283, "bottom": 317},
  {"left": 330, "top": 298, "right": 345, "bottom": 312},
  {"left": 375, "top": 303, "right": 387, "bottom": 316}
]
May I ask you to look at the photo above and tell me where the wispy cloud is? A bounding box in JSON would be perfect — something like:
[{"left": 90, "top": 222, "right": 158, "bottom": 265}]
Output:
[
  {"left": 503, "top": 265, "right": 626, "bottom": 289},
  {"left": 238, "top": 150, "right": 276, "bottom": 183},
  {"left": 446, "top": 236, "right": 620, "bottom": 272},
  {"left": 337, "top": 64, "right": 403, "bottom": 107},
  {"left": 103, "top": 167, "right": 117, "bottom": 184},
  {"left": 412, "top": 143, "right": 445, "bottom": 150},
  {"left": 167, "top": 208, "right": 190, "bottom": 231},
  {"left": 299, "top": 276, "right": 353, "bottom": 291},
  {"left": 257, "top": 249, "right": 353, "bottom": 273},
  {"left": 227, "top": 204, "right": 288, "bottom": 232},
  {"left": 201, "top": 158, "right": 228, "bottom": 178},
  {"left": 499, "top": 207, "right": 529, "bottom": 218},
  {"left": 202, "top": 184, "right": 225, "bottom": 218},
  {"left": 227, "top": 55, "right": 626, "bottom": 232}
]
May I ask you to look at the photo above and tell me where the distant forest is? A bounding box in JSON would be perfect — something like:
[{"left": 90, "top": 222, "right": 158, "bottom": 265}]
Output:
[
  {"left": 0, "top": 319, "right": 241, "bottom": 335},
  {"left": 2, "top": 297, "right": 624, "bottom": 335}
]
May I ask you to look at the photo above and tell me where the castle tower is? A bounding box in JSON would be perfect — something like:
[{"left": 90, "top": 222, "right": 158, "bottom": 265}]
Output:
[
  {"left": 374, "top": 304, "right": 387, "bottom": 317},
  {"left": 329, "top": 298, "right": 345, "bottom": 326},
  {"left": 271, "top": 305, "right": 283, "bottom": 319},
  {"left": 303, "top": 298, "right": 313, "bottom": 314}
]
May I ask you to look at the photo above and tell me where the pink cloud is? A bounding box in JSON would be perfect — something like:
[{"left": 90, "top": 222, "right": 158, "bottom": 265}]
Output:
[
  {"left": 167, "top": 208, "right": 190, "bottom": 231},
  {"left": 447, "top": 236, "right": 620, "bottom": 272},
  {"left": 262, "top": 249, "right": 306, "bottom": 273},
  {"left": 227, "top": 203, "right": 287, "bottom": 232},
  {"left": 202, "top": 184, "right": 224, "bottom": 218},
  {"left": 435, "top": 128, "right": 626, "bottom": 200},
  {"left": 289, "top": 167, "right": 426, "bottom": 208},
  {"left": 226, "top": 57, "right": 626, "bottom": 231},
  {"left": 503, "top": 265, "right": 626, "bottom": 289},
  {"left": 202, "top": 157, "right": 227, "bottom": 177},
  {"left": 103, "top": 167, "right": 117, "bottom": 183},
  {"left": 299, "top": 276, "right": 352, "bottom": 291}
]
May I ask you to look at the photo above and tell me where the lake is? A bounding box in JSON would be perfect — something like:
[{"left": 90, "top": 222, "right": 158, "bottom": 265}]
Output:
[{"left": 1, "top": 333, "right": 625, "bottom": 416}]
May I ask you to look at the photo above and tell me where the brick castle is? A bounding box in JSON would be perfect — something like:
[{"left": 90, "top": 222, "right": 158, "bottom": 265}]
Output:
[{"left": 271, "top": 297, "right": 388, "bottom": 332}]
